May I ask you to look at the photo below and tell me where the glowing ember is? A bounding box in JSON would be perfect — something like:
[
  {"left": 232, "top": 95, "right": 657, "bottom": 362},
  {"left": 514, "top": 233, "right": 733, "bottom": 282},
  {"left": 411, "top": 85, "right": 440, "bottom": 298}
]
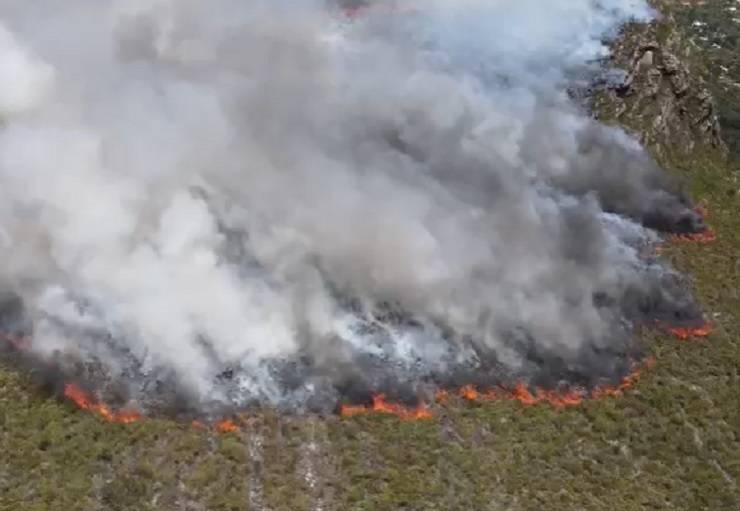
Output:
[
  {"left": 340, "top": 393, "right": 432, "bottom": 420},
  {"left": 63, "top": 383, "right": 142, "bottom": 424},
  {"left": 215, "top": 419, "right": 239, "bottom": 434},
  {"left": 667, "top": 322, "right": 713, "bottom": 340}
]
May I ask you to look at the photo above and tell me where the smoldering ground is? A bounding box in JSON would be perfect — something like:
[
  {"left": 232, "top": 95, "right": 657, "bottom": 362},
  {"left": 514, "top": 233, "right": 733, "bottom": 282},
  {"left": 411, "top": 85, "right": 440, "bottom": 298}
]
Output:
[{"left": 0, "top": 0, "right": 707, "bottom": 415}]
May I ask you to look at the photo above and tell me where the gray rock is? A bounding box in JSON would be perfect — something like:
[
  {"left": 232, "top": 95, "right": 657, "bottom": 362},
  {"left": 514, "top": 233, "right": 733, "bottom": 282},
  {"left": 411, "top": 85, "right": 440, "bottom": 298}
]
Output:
[{"left": 596, "top": 13, "right": 727, "bottom": 159}]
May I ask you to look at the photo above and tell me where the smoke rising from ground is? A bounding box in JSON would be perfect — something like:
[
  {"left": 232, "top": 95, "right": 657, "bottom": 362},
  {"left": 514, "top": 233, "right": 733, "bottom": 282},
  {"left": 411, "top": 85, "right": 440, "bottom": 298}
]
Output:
[{"left": 0, "top": 0, "right": 703, "bottom": 412}]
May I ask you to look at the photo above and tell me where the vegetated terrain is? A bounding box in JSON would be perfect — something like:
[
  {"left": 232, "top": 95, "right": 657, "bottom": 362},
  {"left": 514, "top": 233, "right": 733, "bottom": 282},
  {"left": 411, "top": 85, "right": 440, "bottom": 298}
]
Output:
[
  {"left": 670, "top": 0, "right": 740, "bottom": 166},
  {"left": 1, "top": 4, "right": 739, "bottom": 511}
]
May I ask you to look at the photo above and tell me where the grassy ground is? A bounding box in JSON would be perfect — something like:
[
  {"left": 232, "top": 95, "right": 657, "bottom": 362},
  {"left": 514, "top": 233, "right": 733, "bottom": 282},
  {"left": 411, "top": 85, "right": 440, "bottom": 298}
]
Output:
[
  {"left": 1, "top": 3, "right": 739, "bottom": 510},
  {"left": 669, "top": 0, "right": 740, "bottom": 165}
]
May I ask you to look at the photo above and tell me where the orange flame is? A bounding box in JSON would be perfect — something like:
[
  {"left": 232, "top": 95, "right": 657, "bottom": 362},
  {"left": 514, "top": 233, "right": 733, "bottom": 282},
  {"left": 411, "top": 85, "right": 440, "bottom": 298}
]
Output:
[
  {"left": 343, "top": 358, "right": 655, "bottom": 420},
  {"left": 454, "top": 385, "right": 506, "bottom": 403},
  {"left": 215, "top": 419, "right": 239, "bottom": 434},
  {"left": 340, "top": 394, "right": 432, "bottom": 420},
  {"left": 511, "top": 382, "right": 539, "bottom": 406},
  {"left": 114, "top": 410, "right": 144, "bottom": 424},
  {"left": 63, "top": 383, "right": 142, "bottom": 424},
  {"left": 536, "top": 388, "right": 585, "bottom": 408},
  {"left": 590, "top": 357, "right": 655, "bottom": 398},
  {"left": 667, "top": 322, "right": 713, "bottom": 340},
  {"left": 60, "top": 378, "right": 242, "bottom": 432},
  {"left": 459, "top": 384, "right": 479, "bottom": 401},
  {"left": 454, "top": 382, "right": 585, "bottom": 408},
  {"left": 455, "top": 359, "right": 654, "bottom": 409},
  {"left": 37, "top": 337, "right": 655, "bottom": 423}
]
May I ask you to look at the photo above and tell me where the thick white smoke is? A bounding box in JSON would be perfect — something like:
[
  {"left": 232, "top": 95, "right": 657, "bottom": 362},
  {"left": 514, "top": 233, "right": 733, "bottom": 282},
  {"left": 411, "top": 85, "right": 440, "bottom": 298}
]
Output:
[{"left": 0, "top": 0, "right": 694, "bottom": 410}]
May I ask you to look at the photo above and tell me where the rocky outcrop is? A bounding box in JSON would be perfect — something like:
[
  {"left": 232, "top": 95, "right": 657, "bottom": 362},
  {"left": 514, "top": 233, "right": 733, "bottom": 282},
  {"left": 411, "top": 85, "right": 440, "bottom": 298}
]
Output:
[{"left": 594, "top": 10, "right": 727, "bottom": 162}]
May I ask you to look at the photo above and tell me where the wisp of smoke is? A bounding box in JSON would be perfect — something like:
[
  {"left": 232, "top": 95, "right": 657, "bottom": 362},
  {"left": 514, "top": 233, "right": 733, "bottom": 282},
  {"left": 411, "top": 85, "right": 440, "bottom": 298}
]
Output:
[{"left": 0, "top": 0, "right": 704, "bottom": 414}]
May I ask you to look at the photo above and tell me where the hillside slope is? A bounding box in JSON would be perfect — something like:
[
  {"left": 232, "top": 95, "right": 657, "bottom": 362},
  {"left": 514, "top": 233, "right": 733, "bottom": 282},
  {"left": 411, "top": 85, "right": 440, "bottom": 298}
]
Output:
[{"left": 1, "top": 3, "right": 739, "bottom": 510}]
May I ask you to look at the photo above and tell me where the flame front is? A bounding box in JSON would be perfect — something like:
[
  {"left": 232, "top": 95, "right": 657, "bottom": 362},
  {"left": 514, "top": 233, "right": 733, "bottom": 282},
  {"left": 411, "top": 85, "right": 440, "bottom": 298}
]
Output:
[
  {"left": 668, "top": 322, "right": 714, "bottom": 340},
  {"left": 63, "top": 383, "right": 142, "bottom": 424},
  {"left": 5, "top": 336, "right": 664, "bottom": 423},
  {"left": 63, "top": 383, "right": 245, "bottom": 432},
  {"left": 342, "top": 358, "right": 656, "bottom": 420},
  {"left": 340, "top": 394, "right": 432, "bottom": 420},
  {"left": 455, "top": 382, "right": 586, "bottom": 408},
  {"left": 215, "top": 419, "right": 239, "bottom": 433},
  {"left": 459, "top": 384, "right": 480, "bottom": 401}
]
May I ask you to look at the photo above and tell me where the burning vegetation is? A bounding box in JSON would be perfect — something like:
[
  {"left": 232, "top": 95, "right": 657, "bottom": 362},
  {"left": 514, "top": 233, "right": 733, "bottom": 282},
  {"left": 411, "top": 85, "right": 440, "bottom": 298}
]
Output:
[
  {"left": 0, "top": 308, "right": 703, "bottom": 425},
  {"left": 0, "top": 0, "right": 720, "bottom": 426},
  {"left": 666, "top": 323, "right": 714, "bottom": 340},
  {"left": 668, "top": 202, "right": 717, "bottom": 243},
  {"left": 338, "top": 357, "right": 657, "bottom": 420},
  {"left": 63, "top": 383, "right": 142, "bottom": 424},
  {"left": 43, "top": 201, "right": 717, "bottom": 425}
]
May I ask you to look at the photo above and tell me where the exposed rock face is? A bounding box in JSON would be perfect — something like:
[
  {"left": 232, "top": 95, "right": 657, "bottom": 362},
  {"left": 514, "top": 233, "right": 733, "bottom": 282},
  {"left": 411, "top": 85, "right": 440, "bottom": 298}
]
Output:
[{"left": 595, "top": 12, "right": 727, "bottom": 162}]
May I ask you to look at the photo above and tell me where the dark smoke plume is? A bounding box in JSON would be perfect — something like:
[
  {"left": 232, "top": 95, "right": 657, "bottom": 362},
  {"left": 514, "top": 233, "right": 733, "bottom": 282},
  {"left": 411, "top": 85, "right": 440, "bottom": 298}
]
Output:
[{"left": 0, "top": 0, "right": 705, "bottom": 414}]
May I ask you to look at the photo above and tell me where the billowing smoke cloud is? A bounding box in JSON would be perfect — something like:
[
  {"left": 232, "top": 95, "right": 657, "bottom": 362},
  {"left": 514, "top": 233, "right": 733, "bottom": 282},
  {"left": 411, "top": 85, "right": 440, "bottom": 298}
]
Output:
[{"left": 0, "top": 0, "right": 703, "bottom": 413}]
